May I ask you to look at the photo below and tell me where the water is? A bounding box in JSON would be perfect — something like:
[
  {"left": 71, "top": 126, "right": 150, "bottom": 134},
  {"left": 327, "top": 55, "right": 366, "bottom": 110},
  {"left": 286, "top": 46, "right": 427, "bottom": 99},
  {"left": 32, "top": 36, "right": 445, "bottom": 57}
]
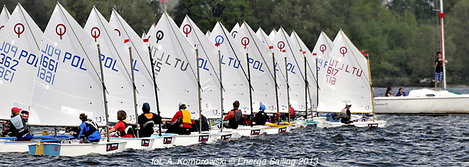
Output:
[{"left": 1, "top": 87, "right": 468, "bottom": 166}]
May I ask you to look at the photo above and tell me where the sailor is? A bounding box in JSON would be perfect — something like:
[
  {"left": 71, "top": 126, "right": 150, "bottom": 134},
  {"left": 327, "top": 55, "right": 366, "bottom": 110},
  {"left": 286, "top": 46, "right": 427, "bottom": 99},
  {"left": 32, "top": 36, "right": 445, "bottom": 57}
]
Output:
[
  {"left": 193, "top": 114, "right": 210, "bottom": 132},
  {"left": 339, "top": 103, "right": 353, "bottom": 124},
  {"left": 289, "top": 105, "right": 295, "bottom": 120},
  {"left": 137, "top": 103, "right": 162, "bottom": 137},
  {"left": 6, "top": 107, "right": 33, "bottom": 141},
  {"left": 167, "top": 104, "right": 193, "bottom": 135},
  {"left": 223, "top": 101, "right": 245, "bottom": 129},
  {"left": 77, "top": 113, "right": 101, "bottom": 143},
  {"left": 108, "top": 110, "right": 135, "bottom": 138},
  {"left": 253, "top": 103, "right": 269, "bottom": 125}
]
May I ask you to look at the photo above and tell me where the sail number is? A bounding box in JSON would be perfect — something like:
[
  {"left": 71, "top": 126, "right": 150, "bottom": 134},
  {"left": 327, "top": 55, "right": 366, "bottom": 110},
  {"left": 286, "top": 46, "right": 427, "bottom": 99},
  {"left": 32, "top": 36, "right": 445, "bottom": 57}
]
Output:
[
  {"left": 0, "top": 53, "right": 18, "bottom": 82},
  {"left": 326, "top": 66, "right": 338, "bottom": 85}
]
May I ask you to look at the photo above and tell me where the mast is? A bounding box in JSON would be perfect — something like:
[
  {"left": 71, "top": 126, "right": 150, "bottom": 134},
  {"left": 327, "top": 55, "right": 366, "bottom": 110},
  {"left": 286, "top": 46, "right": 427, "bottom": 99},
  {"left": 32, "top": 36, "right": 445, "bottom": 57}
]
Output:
[
  {"left": 129, "top": 47, "right": 139, "bottom": 137},
  {"left": 439, "top": 0, "right": 447, "bottom": 89},
  {"left": 246, "top": 53, "right": 254, "bottom": 127},
  {"left": 97, "top": 44, "right": 110, "bottom": 142},
  {"left": 196, "top": 48, "right": 202, "bottom": 133},
  {"left": 315, "top": 58, "right": 319, "bottom": 117},
  {"left": 148, "top": 46, "right": 162, "bottom": 136},
  {"left": 273, "top": 52, "right": 280, "bottom": 124},
  {"left": 366, "top": 53, "right": 377, "bottom": 121},
  {"left": 304, "top": 55, "right": 308, "bottom": 120},
  {"left": 285, "top": 57, "right": 290, "bottom": 124},
  {"left": 219, "top": 50, "right": 224, "bottom": 132}
]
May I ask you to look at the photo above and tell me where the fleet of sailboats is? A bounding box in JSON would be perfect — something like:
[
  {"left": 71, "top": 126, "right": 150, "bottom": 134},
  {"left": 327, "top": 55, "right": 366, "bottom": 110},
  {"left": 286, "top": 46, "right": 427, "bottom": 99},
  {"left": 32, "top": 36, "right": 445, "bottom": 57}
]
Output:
[{"left": 0, "top": 2, "right": 392, "bottom": 156}]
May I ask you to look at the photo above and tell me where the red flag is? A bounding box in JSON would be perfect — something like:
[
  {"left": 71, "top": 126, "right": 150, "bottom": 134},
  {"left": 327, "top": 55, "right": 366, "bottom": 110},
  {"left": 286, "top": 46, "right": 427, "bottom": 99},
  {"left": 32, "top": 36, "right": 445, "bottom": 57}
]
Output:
[
  {"left": 143, "top": 38, "right": 149, "bottom": 42},
  {"left": 360, "top": 50, "right": 365, "bottom": 54},
  {"left": 364, "top": 53, "right": 369, "bottom": 57},
  {"left": 438, "top": 12, "right": 445, "bottom": 19}
]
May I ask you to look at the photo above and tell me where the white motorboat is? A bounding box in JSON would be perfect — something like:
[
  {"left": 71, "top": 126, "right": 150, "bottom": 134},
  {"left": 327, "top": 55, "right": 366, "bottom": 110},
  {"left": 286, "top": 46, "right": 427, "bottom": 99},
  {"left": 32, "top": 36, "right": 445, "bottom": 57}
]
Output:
[{"left": 374, "top": 89, "right": 469, "bottom": 114}]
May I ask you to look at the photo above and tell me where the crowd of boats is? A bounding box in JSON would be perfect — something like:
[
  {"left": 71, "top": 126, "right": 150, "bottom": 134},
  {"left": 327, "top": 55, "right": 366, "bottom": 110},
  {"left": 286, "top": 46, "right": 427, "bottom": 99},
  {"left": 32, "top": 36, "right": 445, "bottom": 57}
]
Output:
[{"left": 2, "top": 1, "right": 464, "bottom": 157}]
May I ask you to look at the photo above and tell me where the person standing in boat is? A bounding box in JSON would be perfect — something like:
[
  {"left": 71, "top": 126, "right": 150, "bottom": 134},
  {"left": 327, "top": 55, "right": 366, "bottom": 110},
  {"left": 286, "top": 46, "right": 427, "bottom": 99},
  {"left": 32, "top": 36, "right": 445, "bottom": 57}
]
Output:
[
  {"left": 395, "top": 88, "right": 407, "bottom": 96},
  {"left": 253, "top": 103, "right": 269, "bottom": 125},
  {"left": 77, "top": 113, "right": 101, "bottom": 143},
  {"left": 385, "top": 87, "right": 394, "bottom": 97},
  {"left": 137, "top": 103, "right": 162, "bottom": 137},
  {"left": 166, "top": 104, "right": 193, "bottom": 135},
  {"left": 108, "top": 110, "right": 135, "bottom": 138},
  {"left": 434, "top": 51, "right": 448, "bottom": 89},
  {"left": 223, "top": 100, "right": 245, "bottom": 129},
  {"left": 5, "top": 107, "right": 33, "bottom": 141},
  {"left": 339, "top": 103, "right": 352, "bottom": 124}
]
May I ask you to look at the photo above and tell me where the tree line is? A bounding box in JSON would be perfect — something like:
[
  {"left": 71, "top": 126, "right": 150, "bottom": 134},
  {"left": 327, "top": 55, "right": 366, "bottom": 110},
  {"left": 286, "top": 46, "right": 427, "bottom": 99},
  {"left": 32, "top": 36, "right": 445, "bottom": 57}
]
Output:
[{"left": 2, "top": 0, "right": 468, "bottom": 87}]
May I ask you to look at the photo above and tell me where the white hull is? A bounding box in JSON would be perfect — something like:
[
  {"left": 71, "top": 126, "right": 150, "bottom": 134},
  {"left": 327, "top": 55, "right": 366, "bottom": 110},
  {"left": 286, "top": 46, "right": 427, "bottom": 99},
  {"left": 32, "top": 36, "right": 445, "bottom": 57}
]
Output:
[
  {"left": 208, "top": 130, "right": 241, "bottom": 141},
  {"left": 374, "top": 89, "right": 469, "bottom": 114},
  {"left": 314, "top": 117, "right": 386, "bottom": 128},
  {"left": 0, "top": 141, "right": 34, "bottom": 153},
  {"left": 29, "top": 141, "right": 127, "bottom": 156},
  {"left": 232, "top": 126, "right": 266, "bottom": 137},
  {"left": 170, "top": 133, "right": 213, "bottom": 146},
  {"left": 112, "top": 134, "right": 177, "bottom": 150}
]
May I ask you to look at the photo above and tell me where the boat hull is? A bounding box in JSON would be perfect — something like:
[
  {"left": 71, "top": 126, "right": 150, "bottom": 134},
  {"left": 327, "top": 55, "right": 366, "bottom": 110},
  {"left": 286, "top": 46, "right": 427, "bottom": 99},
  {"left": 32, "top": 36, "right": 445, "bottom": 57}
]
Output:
[
  {"left": 374, "top": 95, "right": 469, "bottom": 114},
  {"left": 28, "top": 141, "right": 127, "bottom": 156},
  {"left": 170, "top": 133, "right": 213, "bottom": 146},
  {"left": 314, "top": 117, "right": 386, "bottom": 128},
  {"left": 263, "top": 123, "right": 292, "bottom": 135},
  {"left": 112, "top": 134, "right": 177, "bottom": 150}
]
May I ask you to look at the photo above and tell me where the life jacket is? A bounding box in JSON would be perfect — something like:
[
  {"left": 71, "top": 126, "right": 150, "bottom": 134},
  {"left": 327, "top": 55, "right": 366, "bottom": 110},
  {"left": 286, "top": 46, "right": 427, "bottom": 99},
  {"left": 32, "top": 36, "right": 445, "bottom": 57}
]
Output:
[
  {"left": 10, "top": 115, "right": 30, "bottom": 137},
  {"left": 83, "top": 120, "right": 98, "bottom": 137},
  {"left": 116, "top": 121, "right": 135, "bottom": 137},
  {"left": 141, "top": 113, "right": 155, "bottom": 129},
  {"left": 180, "top": 110, "right": 192, "bottom": 125},
  {"left": 229, "top": 109, "right": 243, "bottom": 124}
]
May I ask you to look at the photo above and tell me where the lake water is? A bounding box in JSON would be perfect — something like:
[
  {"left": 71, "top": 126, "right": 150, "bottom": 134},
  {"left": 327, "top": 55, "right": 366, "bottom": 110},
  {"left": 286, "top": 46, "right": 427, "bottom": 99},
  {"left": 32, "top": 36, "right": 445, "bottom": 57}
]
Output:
[{"left": 0, "top": 87, "right": 468, "bottom": 166}]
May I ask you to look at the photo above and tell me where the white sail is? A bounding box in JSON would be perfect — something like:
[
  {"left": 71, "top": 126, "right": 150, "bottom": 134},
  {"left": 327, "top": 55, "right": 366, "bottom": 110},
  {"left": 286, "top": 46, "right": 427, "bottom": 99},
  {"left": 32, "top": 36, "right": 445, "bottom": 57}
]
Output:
[
  {"left": 0, "top": 4, "right": 42, "bottom": 120},
  {"left": 237, "top": 22, "right": 277, "bottom": 113},
  {"left": 290, "top": 31, "right": 318, "bottom": 111},
  {"left": 147, "top": 13, "right": 199, "bottom": 119},
  {"left": 256, "top": 28, "right": 288, "bottom": 113},
  {"left": 109, "top": 9, "right": 157, "bottom": 119},
  {"left": 230, "top": 22, "right": 240, "bottom": 39},
  {"left": 272, "top": 28, "right": 306, "bottom": 111},
  {"left": 317, "top": 30, "right": 372, "bottom": 113},
  {"left": 83, "top": 7, "right": 135, "bottom": 123},
  {"left": 0, "top": 5, "right": 10, "bottom": 32},
  {"left": 205, "top": 30, "right": 211, "bottom": 36},
  {"left": 30, "top": 3, "right": 105, "bottom": 126},
  {"left": 312, "top": 31, "right": 333, "bottom": 73},
  {"left": 180, "top": 16, "right": 222, "bottom": 119},
  {"left": 208, "top": 22, "right": 250, "bottom": 114},
  {"left": 268, "top": 29, "right": 277, "bottom": 41}
]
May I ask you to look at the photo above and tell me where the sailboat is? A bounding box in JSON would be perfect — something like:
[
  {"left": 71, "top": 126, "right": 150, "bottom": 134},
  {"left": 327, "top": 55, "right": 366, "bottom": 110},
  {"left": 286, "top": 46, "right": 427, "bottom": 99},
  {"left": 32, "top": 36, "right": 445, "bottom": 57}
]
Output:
[
  {"left": 238, "top": 23, "right": 293, "bottom": 135},
  {"left": 207, "top": 22, "right": 265, "bottom": 137},
  {"left": 28, "top": 3, "right": 126, "bottom": 156},
  {"left": 0, "top": 4, "right": 73, "bottom": 153},
  {"left": 180, "top": 16, "right": 241, "bottom": 141},
  {"left": 109, "top": 9, "right": 176, "bottom": 149},
  {"left": 374, "top": 0, "right": 469, "bottom": 114},
  {"left": 147, "top": 12, "right": 215, "bottom": 146},
  {"left": 314, "top": 30, "right": 386, "bottom": 128}
]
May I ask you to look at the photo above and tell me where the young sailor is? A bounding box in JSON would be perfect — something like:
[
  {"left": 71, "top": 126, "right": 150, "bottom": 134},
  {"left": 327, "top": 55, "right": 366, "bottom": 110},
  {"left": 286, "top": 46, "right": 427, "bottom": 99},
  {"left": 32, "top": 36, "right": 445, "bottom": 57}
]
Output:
[
  {"left": 5, "top": 107, "right": 33, "bottom": 141},
  {"left": 223, "top": 101, "right": 245, "bottom": 129},
  {"left": 167, "top": 104, "right": 193, "bottom": 135},
  {"left": 254, "top": 103, "right": 269, "bottom": 125},
  {"left": 108, "top": 110, "right": 135, "bottom": 138},
  {"left": 137, "top": 103, "right": 162, "bottom": 137},
  {"left": 77, "top": 113, "right": 101, "bottom": 143},
  {"left": 339, "top": 103, "right": 353, "bottom": 124}
]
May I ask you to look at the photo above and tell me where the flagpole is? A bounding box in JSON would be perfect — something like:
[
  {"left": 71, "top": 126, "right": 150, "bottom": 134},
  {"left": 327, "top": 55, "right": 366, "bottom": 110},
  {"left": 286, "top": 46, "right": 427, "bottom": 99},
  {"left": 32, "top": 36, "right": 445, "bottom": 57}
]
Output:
[
  {"left": 439, "top": 0, "right": 447, "bottom": 89},
  {"left": 246, "top": 53, "right": 254, "bottom": 127}
]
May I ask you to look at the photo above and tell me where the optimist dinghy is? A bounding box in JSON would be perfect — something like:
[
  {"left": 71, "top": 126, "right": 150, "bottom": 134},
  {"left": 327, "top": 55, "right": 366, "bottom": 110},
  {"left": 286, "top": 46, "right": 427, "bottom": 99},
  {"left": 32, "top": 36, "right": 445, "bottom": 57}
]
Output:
[
  {"left": 0, "top": 135, "right": 73, "bottom": 153},
  {"left": 314, "top": 30, "right": 386, "bottom": 128}
]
